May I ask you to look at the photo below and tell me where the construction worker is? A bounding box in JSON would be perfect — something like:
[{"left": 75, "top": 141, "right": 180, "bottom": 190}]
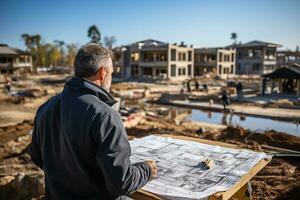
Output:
[
  {"left": 195, "top": 80, "right": 199, "bottom": 91},
  {"left": 221, "top": 89, "right": 230, "bottom": 111},
  {"left": 236, "top": 82, "right": 243, "bottom": 100},
  {"left": 187, "top": 80, "right": 191, "bottom": 93},
  {"left": 203, "top": 84, "right": 208, "bottom": 93},
  {"left": 4, "top": 77, "right": 11, "bottom": 93},
  {"left": 29, "top": 44, "right": 157, "bottom": 200}
]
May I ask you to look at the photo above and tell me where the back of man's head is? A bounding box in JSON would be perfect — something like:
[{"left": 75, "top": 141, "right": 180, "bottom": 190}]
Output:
[{"left": 74, "top": 43, "right": 112, "bottom": 78}]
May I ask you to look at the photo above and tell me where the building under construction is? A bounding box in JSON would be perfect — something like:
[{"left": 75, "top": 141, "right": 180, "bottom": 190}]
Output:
[
  {"left": 114, "top": 39, "right": 194, "bottom": 81},
  {"left": 194, "top": 47, "right": 236, "bottom": 78},
  {"left": 277, "top": 50, "right": 300, "bottom": 68},
  {"left": 228, "top": 40, "right": 282, "bottom": 76},
  {"left": 0, "top": 44, "right": 32, "bottom": 74},
  {"left": 262, "top": 63, "right": 300, "bottom": 96}
]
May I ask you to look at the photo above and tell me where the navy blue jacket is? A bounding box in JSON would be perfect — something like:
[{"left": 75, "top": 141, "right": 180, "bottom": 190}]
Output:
[{"left": 29, "top": 77, "right": 151, "bottom": 200}]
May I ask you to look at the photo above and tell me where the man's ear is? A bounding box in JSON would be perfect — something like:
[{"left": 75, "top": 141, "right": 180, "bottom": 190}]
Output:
[{"left": 97, "top": 67, "right": 107, "bottom": 82}]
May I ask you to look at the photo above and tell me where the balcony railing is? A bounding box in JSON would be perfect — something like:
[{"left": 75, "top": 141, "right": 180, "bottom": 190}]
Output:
[
  {"left": 139, "top": 61, "right": 168, "bottom": 67},
  {"left": 0, "top": 63, "right": 12, "bottom": 68}
]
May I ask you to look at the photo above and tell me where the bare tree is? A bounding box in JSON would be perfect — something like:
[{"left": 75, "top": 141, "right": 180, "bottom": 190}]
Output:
[{"left": 104, "top": 36, "right": 116, "bottom": 49}]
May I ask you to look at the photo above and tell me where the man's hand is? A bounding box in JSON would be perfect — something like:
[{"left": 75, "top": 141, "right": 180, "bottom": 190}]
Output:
[{"left": 146, "top": 160, "right": 157, "bottom": 179}]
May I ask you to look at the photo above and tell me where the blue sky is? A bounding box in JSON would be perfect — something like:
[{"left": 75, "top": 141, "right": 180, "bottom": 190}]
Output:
[{"left": 0, "top": 0, "right": 299, "bottom": 50}]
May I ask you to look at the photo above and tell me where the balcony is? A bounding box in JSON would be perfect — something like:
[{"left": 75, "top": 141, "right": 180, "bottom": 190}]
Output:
[
  {"left": 0, "top": 63, "right": 12, "bottom": 69},
  {"left": 139, "top": 61, "right": 168, "bottom": 67}
]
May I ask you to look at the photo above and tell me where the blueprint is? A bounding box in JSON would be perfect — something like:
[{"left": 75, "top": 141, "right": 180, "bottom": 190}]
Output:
[{"left": 129, "top": 135, "right": 271, "bottom": 200}]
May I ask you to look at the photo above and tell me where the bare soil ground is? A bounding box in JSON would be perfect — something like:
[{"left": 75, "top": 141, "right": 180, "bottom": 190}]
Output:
[
  {"left": 0, "top": 74, "right": 65, "bottom": 199},
  {"left": 0, "top": 77, "right": 299, "bottom": 199}
]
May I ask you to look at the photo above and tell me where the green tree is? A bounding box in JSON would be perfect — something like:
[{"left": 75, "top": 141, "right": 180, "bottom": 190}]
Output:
[
  {"left": 104, "top": 36, "right": 116, "bottom": 49},
  {"left": 88, "top": 25, "right": 101, "bottom": 44},
  {"left": 38, "top": 43, "right": 54, "bottom": 67},
  {"left": 49, "top": 45, "right": 61, "bottom": 68},
  {"left": 66, "top": 43, "right": 79, "bottom": 67},
  {"left": 21, "top": 34, "right": 41, "bottom": 71},
  {"left": 37, "top": 43, "right": 47, "bottom": 67},
  {"left": 230, "top": 32, "right": 238, "bottom": 44},
  {"left": 54, "top": 40, "right": 65, "bottom": 66},
  {"left": 33, "top": 35, "right": 41, "bottom": 67},
  {"left": 32, "top": 35, "right": 41, "bottom": 47},
  {"left": 21, "top": 34, "right": 34, "bottom": 50},
  {"left": 35, "top": 42, "right": 60, "bottom": 68}
]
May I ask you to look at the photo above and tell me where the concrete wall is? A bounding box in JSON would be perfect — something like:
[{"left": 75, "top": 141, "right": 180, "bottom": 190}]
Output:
[
  {"left": 116, "top": 42, "right": 194, "bottom": 81},
  {"left": 216, "top": 48, "right": 236, "bottom": 79},
  {"left": 13, "top": 55, "right": 33, "bottom": 71},
  {"left": 194, "top": 48, "right": 235, "bottom": 79},
  {"left": 168, "top": 44, "right": 194, "bottom": 81},
  {"left": 194, "top": 48, "right": 217, "bottom": 76},
  {"left": 276, "top": 51, "right": 300, "bottom": 69},
  {"left": 236, "top": 47, "right": 277, "bottom": 75}
]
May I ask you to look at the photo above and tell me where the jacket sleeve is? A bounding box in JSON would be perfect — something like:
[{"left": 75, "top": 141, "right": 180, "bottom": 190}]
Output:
[
  {"left": 94, "top": 110, "right": 151, "bottom": 197},
  {"left": 29, "top": 115, "right": 43, "bottom": 170}
]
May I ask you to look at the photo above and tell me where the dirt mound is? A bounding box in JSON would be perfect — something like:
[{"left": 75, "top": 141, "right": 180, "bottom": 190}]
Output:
[
  {"left": 251, "top": 159, "right": 300, "bottom": 200},
  {"left": 0, "top": 171, "right": 44, "bottom": 200},
  {"left": 218, "top": 126, "right": 300, "bottom": 151},
  {"left": 249, "top": 130, "right": 300, "bottom": 151},
  {"left": 0, "top": 121, "right": 33, "bottom": 144},
  {"left": 0, "top": 134, "right": 44, "bottom": 200},
  {"left": 219, "top": 126, "right": 247, "bottom": 140},
  {"left": 111, "top": 83, "right": 144, "bottom": 91}
]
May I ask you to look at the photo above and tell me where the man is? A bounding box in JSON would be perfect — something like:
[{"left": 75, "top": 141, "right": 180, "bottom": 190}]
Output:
[
  {"left": 4, "top": 77, "right": 11, "bottom": 92},
  {"left": 194, "top": 80, "right": 199, "bottom": 91},
  {"left": 187, "top": 80, "right": 191, "bottom": 93},
  {"left": 221, "top": 89, "right": 230, "bottom": 111},
  {"left": 236, "top": 82, "right": 243, "bottom": 100},
  {"left": 203, "top": 84, "right": 208, "bottom": 93},
  {"left": 29, "top": 43, "right": 157, "bottom": 200}
]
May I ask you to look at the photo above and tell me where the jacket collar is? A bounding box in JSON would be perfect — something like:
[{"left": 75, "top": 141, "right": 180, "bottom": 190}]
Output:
[{"left": 64, "top": 76, "right": 117, "bottom": 107}]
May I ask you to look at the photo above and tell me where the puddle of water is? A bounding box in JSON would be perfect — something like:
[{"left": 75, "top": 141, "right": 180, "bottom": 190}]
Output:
[{"left": 187, "top": 109, "right": 300, "bottom": 137}]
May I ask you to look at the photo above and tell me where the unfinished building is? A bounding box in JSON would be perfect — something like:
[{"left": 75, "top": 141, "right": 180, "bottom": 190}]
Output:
[
  {"left": 0, "top": 44, "right": 32, "bottom": 74},
  {"left": 113, "top": 39, "right": 194, "bottom": 81},
  {"left": 228, "top": 41, "right": 281, "bottom": 76},
  {"left": 194, "top": 48, "right": 236, "bottom": 79},
  {"left": 262, "top": 63, "right": 300, "bottom": 96},
  {"left": 277, "top": 50, "right": 300, "bottom": 68}
]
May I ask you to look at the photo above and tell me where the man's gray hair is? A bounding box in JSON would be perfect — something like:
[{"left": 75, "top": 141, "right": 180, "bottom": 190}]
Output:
[{"left": 74, "top": 43, "right": 113, "bottom": 78}]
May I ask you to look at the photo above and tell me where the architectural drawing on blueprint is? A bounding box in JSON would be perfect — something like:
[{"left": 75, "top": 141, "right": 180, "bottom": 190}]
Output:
[{"left": 130, "top": 135, "right": 271, "bottom": 200}]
